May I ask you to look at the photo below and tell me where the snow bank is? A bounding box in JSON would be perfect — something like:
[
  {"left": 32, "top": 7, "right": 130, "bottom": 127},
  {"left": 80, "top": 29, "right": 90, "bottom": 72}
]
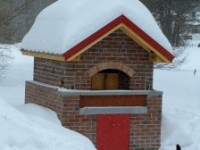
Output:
[
  {"left": 18, "top": 103, "right": 61, "bottom": 125},
  {"left": 154, "top": 43, "right": 200, "bottom": 149},
  {"left": 0, "top": 44, "right": 33, "bottom": 106},
  {"left": 160, "top": 111, "right": 200, "bottom": 150},
  {"left": 22, "top": 0, "right": 172, "bottom": 54},
  {"left": 0, "top": 99, "right": 96, "bottom": 150}
]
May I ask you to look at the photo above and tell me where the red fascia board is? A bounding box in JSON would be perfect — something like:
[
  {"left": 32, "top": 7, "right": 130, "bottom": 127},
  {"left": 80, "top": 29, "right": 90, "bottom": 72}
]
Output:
[
  {"left": 63, "top": 16, "right": 124, "bottom": 60},
  {"left": 121, "top": 16, "right": 174, "bottom": 62},
  {"left": 63, "top": 15, "right": 174, "bottom": 62}
]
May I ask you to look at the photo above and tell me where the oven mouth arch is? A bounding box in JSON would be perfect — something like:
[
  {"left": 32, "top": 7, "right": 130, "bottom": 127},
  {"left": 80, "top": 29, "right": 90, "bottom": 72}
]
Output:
[
  {"left": 91, "top": 69, "right": 130, "bottom": 90},
  {"left": 86, "top": 62, "right": 135, "bottom": 78}
]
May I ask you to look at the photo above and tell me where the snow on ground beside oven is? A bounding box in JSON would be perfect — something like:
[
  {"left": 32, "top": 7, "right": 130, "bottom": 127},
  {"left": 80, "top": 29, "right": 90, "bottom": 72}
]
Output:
[
  {"left": 0, "top": 44, "right": 33, "bottom": 106},
  {"left": 22, "top": 0, "right": 172, "bottom": 55},
  {"left": 154, "top": 40, "right": 200, "bottom": 150},
  {"left": 0, "top": 98, "right": 96, "bottom": 150},
  {"left": 0, "top": 44, "right": 96, "bottom": 150},
  {"left": 0, "top": 41, "right": 200, "bottom": 149}
]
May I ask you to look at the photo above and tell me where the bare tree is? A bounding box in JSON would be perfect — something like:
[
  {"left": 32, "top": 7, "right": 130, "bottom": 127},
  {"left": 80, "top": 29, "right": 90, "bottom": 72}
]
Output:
[
  {"left": 141, "top": 0, "right": 200, "bottom": 69},
  {"left": 0, "top": 0, "right": 34, "bottom": 43},
  {"left": 141, "top": 0, "right": 200, "bottom": 47},
  {"left": 0, "top": 0, "right": 33, "bottom": 25},
  {"left": 0, "top": 45, "right": 13, "bottom": 78},
  {"left": 154, "top": 46, "right": 187, "bottom": 69},
  {"left": 0, "top": 0, "right": 33, "bottom": 77}
]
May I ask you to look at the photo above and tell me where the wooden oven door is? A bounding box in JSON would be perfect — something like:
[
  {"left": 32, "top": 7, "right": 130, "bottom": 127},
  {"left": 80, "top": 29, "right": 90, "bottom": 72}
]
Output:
[{"left": 92, "top": 73, "right": 119, "bottom": 90}]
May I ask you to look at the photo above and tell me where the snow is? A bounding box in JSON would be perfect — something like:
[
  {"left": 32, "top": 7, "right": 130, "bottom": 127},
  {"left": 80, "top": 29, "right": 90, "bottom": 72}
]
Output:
[
  {"left": 196, "top": 12, "right": 200, "bottom": 20},
  {"left": 192, "top": 34, "right": 200, "bottom": 41},
  {"left": 22, "top": 0, "right": 172, "bottom": 55},
  {"left": 1, "top": 40, "right": 200, "bottom": 149},
  {"left": 18, "top": 103, "right": 61, "bottom": 125},
  {"left": 154, "top": 40, "right": 200, "bottom": 149},
  {"left": 0, "top": 99, "right": 96, "bottom": 150},
  {"left": 0, "top": 44, "right": 96, "bottom": 150},
  {"left": 0, "top": 44, "right": 33, "bottom": 106}
]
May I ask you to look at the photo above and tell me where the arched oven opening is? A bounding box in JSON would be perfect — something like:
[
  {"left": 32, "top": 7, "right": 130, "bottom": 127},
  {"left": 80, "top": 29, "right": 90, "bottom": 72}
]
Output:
[{"left": 91, "top": 69, "right": 130, "bottom": 90}]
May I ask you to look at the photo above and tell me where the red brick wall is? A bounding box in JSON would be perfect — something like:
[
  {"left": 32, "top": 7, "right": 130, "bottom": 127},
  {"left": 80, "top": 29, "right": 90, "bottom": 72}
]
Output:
[
  {"left": 34, "top": 29, "right": 153, "bottom": 90},
  {"left": 25, "top": 81, "right": 97, "bottom": 143},
  {"left": 25, "top": 81, "right": 64, "bottom": 118},
  {"left": 25, "top": 81, "right": 161, "bottom": 150},
  {"left": 129, "top": 95, "right": 161, "bottom": 149},
  {"left": 25, "top": 29, "right": 161, "bottom": 150}
]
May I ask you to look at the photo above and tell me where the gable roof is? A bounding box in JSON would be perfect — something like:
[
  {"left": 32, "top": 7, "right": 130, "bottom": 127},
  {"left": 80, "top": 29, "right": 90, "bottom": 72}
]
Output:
[{"left": 21, "top": 0, "right": 174, "bottom": 62}]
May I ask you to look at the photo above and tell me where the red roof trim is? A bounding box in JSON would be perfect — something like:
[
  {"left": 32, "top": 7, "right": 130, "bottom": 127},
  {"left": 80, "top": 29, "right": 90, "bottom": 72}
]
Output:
[
  {"left": 63, "top": 16, "right": 123, "bottom": 60},
  {"left": 121, "top": 16, "right": 174, "bottom": 61},
  {"left": 63, "top": 15, "right": 174, "bottom": 62}
]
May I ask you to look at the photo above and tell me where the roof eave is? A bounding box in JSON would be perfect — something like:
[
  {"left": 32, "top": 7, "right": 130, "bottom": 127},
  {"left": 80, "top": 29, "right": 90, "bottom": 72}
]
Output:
[
  {"left": 63, "top": 15, "right": 174, "bottom": 63},
  {"left": 21, "top": 49, "right": 65, "bottom": 61}
]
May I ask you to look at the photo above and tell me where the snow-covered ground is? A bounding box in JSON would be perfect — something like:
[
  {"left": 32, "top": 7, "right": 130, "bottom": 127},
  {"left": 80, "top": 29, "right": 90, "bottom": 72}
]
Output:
[
  {"left": 0, "top": 44, "right": 96, "bottom": 150},
  {"left": 154, "top": 40, "right": 200, "bottom": 150},
  {"left": 0, "top": 44, "right": 33, "bottom": 106},
  {"left": 0, "top": 41, "right": 200, "bottom": 149}
]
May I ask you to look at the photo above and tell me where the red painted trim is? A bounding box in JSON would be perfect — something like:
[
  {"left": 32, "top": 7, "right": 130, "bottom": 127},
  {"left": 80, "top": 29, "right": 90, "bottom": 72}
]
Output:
[
  {"left": 63, "top": 15, "right": 174, "bottom": 62},
  {"left": 121, "top": 16, "right": 174, "bottom": 62},
  {"left": 63, "top": 16, "right": 123, "bottom": 60},
  {"left": 97, "top": 114, "right": 130, "bottom": 150}
]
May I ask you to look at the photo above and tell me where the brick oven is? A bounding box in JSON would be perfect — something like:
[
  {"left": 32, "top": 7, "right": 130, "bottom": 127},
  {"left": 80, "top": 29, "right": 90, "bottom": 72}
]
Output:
[{"left": 21, "top": 1, "right": 174, "bottom": 150}]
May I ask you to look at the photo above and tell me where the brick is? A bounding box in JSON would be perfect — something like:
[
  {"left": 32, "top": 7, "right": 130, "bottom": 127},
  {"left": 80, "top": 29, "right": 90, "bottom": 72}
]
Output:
[{"left": 25, "top": 29, "right": 161, "bottom": 150}]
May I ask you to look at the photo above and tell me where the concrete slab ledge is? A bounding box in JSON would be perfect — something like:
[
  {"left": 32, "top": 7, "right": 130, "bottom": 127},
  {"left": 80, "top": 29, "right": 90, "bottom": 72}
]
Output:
[
  {"left": 27, "top": 80, "right": 163, "bottom": 96},
  {"left": 80, "top": 106, "right": 148, "bottom": 115}
]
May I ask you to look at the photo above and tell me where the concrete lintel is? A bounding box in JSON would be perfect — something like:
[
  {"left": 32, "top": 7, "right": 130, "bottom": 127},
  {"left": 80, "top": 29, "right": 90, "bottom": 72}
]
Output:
[
  {"left": 58, "top": 89, "right": 160, "bottom": 96},
  {"left": 80, "top": 106, "right": 147, "bottom": 115}
]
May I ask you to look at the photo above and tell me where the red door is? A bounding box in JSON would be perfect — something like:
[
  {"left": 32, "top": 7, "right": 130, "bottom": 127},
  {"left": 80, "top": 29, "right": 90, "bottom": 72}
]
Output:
[{"left": 97, "top": 114, "right": 130, "bottom": 150}]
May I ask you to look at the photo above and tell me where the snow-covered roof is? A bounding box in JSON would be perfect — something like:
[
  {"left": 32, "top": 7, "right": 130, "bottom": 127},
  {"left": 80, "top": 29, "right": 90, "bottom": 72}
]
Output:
[{"left": 22, "top": 0, "right": 174, "bottom": 62}]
